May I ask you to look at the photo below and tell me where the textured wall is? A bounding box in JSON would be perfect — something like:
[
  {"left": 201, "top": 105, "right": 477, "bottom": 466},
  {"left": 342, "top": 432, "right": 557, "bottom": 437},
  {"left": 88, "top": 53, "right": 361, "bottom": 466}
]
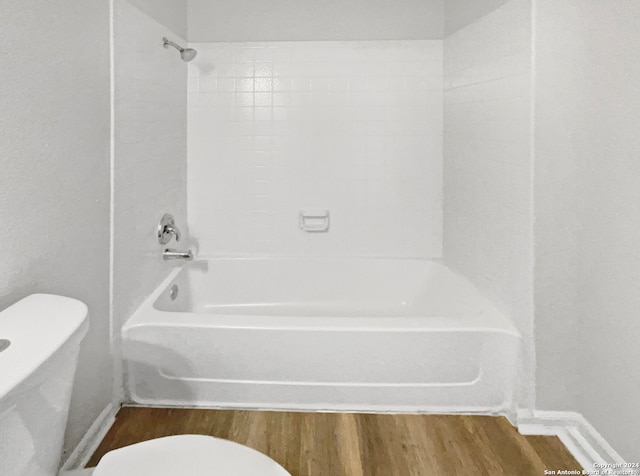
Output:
[
  {"left": 0, "top": 0, "right": 111, "bottom": 458},
  {"left": 113, "top": 0, "right": 188, "bottom": 399},
  {"left": 443, "top": 0, "right": 534, "bottom": 406},
  {"left": 188, "top": 41, "right": 443, "bottom": 258},
  {"left": 187, "top": 0, "right": 444, "bottom": 41},
  {"left": 535, "top": 0, "right": 640, "bottom": 460}
]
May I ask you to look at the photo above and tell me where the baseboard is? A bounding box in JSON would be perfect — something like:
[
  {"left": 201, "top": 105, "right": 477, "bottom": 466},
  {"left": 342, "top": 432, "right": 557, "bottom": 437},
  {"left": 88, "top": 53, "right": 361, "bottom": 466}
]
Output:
[
  {"left": 517, "top": 410, "right": 626, "bottom": 469},
  {"left": 59, "top": 403, "right": 118, "bottom": 472}
]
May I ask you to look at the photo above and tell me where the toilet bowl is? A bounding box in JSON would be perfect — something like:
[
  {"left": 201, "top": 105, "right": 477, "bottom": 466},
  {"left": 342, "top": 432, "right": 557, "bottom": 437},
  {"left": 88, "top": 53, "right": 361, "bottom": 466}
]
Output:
[{"left": 92, "top": 434, "right": 290, "bottom": 476}]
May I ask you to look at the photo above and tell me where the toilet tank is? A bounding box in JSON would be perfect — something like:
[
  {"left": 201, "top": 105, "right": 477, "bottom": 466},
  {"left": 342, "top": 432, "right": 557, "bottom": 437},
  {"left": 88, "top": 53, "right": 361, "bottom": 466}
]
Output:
[{"left": 0, "top": 294, "right": 89, "bottom": 476}]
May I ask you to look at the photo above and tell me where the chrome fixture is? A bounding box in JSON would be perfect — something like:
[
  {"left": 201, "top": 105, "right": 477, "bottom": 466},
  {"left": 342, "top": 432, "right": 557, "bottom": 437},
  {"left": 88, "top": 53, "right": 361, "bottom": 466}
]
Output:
[
  {"left": 157, "top": 213, "right": 181, "bottom": 244},
  {"left": 163, "top": 37, "right": 197, "bottom": 62},
  {"left": 163, "top": 249, "right": 194, "bottom": 261},
  {"left": 158, "top": 214, "right": 193, "bottom": 261}
]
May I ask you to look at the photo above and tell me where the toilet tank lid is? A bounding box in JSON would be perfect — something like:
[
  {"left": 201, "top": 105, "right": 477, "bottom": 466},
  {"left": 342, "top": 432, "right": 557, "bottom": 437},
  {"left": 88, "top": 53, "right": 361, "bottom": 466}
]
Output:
[{"left": 0, "top": 294, "right": 89, "bottom": 401}]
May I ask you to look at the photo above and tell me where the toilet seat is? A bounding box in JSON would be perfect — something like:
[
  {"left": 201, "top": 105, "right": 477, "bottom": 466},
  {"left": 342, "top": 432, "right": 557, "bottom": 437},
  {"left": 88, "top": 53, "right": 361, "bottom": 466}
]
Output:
[{"left": 93, "top": 434, "right": 291, "bottom": 476}]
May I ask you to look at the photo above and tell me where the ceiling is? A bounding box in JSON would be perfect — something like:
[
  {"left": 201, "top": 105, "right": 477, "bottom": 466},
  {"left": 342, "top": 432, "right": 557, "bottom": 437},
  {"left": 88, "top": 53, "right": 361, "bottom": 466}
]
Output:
[
  {"left": 187, "top": 0, "right": 444, "bottom": 41},
  {"left": 126, "top": 0, "right": 513, "bottom": 42}
]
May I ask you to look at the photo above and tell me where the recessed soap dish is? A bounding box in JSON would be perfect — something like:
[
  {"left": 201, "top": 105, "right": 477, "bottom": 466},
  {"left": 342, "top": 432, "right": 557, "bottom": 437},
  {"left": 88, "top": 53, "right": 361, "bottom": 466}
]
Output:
[{"left": 299, "top": 210, "right": 330, "bottom": 233}]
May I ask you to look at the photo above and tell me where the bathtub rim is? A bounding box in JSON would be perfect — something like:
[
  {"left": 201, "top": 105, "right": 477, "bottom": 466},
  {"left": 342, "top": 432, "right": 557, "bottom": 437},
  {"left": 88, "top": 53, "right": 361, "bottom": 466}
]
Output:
[{"left": 123, "top": 259, "right": 521, "bottom": 339}]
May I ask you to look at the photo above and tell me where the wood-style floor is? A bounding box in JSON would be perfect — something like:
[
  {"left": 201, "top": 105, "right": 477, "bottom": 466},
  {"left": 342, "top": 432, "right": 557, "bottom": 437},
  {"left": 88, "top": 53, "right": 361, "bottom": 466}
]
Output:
[{"left": 88, "top": 407, "right": 582, "bottom": 475}]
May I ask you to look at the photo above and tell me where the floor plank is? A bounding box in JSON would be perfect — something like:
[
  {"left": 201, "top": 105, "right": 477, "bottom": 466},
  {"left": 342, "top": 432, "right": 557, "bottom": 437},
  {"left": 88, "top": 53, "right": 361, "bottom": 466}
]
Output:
[{"left": 87, "top": 407, "right": 582, "bottom": 475}]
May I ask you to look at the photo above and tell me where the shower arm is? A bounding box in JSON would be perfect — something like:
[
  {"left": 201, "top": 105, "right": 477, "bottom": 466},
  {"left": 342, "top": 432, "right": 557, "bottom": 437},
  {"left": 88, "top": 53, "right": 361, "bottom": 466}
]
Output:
[{"left": 163, "top": 37, "right": 184, "bottom": 53}]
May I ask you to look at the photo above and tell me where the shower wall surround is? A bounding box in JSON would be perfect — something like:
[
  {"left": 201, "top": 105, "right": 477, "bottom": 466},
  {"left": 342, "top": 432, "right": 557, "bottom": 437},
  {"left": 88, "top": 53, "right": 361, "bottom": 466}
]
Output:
[
  {"left": 443, "top": 0, "right": 534, "bottom": 404},
  {"left": 188, "top": 41, "right": 443, "bottom": 257},
  {"left": 113, "top": 0, "right": 187, "bottom": 397}
]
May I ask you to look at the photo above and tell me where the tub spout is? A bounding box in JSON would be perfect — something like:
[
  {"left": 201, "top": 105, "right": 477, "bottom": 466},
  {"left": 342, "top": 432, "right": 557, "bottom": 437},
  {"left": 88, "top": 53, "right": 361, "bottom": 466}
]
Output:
[{"left": 163, "top": 248, "right": 193, "bottom": 261}]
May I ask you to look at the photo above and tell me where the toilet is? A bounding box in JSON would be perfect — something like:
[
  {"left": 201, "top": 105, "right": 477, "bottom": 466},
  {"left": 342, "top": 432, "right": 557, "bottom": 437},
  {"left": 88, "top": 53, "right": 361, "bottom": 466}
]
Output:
[
  {"left": 92, "top": 434, "right": 289, "bottom": 476},
  {"left": 0, "top": 295, "right": 290, "bottom": 476}
]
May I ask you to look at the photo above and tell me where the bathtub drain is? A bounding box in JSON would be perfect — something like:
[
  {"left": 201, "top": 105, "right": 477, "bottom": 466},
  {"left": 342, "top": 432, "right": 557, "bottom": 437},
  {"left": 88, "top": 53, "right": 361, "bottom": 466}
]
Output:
[{"left": 0, "top": 339, "right": 10, "bottom": 353}]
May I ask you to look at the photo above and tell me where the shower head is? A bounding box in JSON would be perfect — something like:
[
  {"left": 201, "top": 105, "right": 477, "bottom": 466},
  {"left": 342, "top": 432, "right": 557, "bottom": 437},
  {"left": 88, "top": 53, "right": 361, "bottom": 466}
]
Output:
[
  {"left": 180, "top": 48, "right": 198, "bottom": 62},
  {"left": 163, "top": 37, "right": 198, "bottom": 62}
]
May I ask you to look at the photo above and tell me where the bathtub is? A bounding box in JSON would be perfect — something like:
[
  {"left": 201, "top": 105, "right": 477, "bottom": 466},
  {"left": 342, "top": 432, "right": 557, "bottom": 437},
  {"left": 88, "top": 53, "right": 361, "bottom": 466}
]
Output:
[{"left": 122, "top": 258, "right": 521, "bottom": 418}]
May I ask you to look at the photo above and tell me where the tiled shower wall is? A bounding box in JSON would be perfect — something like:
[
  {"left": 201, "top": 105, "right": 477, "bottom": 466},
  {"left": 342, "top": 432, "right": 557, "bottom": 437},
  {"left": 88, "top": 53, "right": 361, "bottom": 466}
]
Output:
[{"left": 188, "top": 41, "right": 443, "bottom": 257}]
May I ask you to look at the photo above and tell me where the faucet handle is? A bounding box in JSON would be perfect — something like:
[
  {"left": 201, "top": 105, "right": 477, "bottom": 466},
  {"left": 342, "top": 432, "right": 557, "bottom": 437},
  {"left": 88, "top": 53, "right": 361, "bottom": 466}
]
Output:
[
  {"left": 157, "top": 214, "right": 182, "bottom": 245},
  {"left": 164, "top": 224, "right": 181, "bottom": 242}
]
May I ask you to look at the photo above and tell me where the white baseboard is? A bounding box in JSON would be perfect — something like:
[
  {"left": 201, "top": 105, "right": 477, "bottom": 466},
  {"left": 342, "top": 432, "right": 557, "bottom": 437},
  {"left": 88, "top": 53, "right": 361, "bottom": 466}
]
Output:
[
  {"left": 59, "top": 403, "right": 118, "bottom": 473},
  {"left": 518, "top": 410, "right": 626, "bottom": 469}
]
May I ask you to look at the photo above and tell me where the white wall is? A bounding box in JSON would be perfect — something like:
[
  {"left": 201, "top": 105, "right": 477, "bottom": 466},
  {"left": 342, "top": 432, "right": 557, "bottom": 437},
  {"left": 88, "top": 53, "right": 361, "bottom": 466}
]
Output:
[
  {"left": 113, "top": 0, "right": 188, "bottom": 399},
  {"left": 0, "top": 0, "right": 111, "bottom": 458},
  {"left": 187, "top": 0, "right": 444, "bottom": 41},
  {"left": 188, "top": 41, "right": 443, "bottom": 258},
  {"left": 443, "top": 0, "right": 534, "bottom": 406},
  {"left": 534, "top": 0, "right": 640, "bottom": 460},
  {"left": 128, "top": 0, "right": 187, "bottom": 38},
  {"left": 445, "top": 0, "right": 510, "bottom": 35},
  {"left": 532, "top": 0, "right": 582, "bottom": 413}
]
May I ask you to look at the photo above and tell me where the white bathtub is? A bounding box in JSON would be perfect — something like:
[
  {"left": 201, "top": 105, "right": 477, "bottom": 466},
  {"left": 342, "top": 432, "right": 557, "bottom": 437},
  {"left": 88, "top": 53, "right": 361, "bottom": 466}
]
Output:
[{"left": 122, "top": 258, "right": 521, "bottom": 417}]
